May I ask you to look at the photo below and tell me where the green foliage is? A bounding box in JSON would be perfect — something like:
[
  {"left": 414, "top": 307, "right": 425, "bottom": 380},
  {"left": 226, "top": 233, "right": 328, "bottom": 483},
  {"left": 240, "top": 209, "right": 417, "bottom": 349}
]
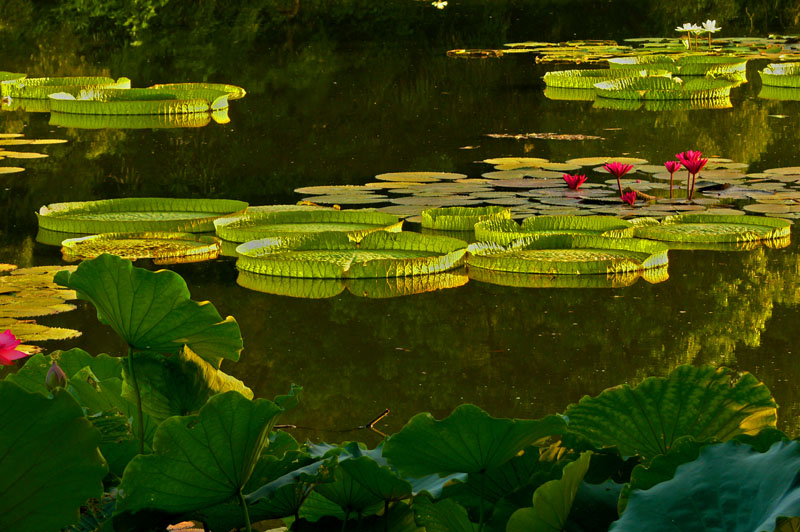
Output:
[{"left": 0, "top": 382, "right": 107, "bottom": 532}]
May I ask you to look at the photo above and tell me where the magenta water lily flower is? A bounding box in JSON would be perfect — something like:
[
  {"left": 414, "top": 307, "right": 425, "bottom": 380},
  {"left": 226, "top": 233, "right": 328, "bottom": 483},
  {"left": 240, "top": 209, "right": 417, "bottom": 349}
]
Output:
[
  {"left": 0, "top": 329, "right": 28, "bottom": 366},
  {"left": 621, "top": 191, "right": 636, "bottom": 206},
  {"left": 563, "top": 173, "right": 587, "bottom": 190},
  {"left": 676, "top": 150, "right": 708, "bottom": 200},
  {"left": 664, "top": 160, "right": 682, "bottom": 198},
  {"left": 604, "top": 161, "right": 634, "bottom": 196}
]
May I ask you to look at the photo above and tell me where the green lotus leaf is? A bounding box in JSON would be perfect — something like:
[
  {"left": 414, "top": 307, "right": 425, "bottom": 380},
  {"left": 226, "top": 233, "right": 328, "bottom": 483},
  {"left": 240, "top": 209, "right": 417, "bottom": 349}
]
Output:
[
  {"left": 122, "top": 346, "right": 252, "bottom": 424},
  {"left": 49, "top": 111, "right": 214, "bottom": 129},
  {"left": 507, "top": 452, "right": 592, "bottom": 532},
  {"left": 1, "top": 76, "right": 130, "bottom": 98},
  {"left": 421, "top": 206, "right": 511, "bottom": 231},
  {"left": 236, "top": 231, "right": 467, "bottom": 279},
  {"left": 113, "top": 391, "right": 284, "bottom": 531},
  {"left": 0, "top": 382, "right": 107, "bottom": 532},
  {"left": 594, "top": 76, "right": 734, "bottom": 100},
  {"left": 61, "top": 232, "right": 221, "bottom": 263},
  {"left": 148, "top": 82, "right": 247, "bottom": 100},
  {"left": 49, "top": 87, "right": 229, "bottom": 114},
  {"left": 633, "top": 213, "right": 792, "bottom": 243},
  {"left": 37, "top": 197, "right": 248, "bottom": 234},
  {"left": 564, "top": 365, "right": 777, "bottom": 461},
  {"left": 413, "top": 495, "right": 478, "bottom": 532},
  {"left": 54, "top": 254, "right": 243, "bottom": 367},
  {"left": 759, "top": 62, "right": 800, "bottom": 87},
  {"left": 215, "top": 206, "right": 401, "bottom": 243},
  {"left": 382, "top": 404, "right": 566, "bottom": 477},
  {"left": 610, "top": 440, "right": 800, "bottom": 532},
  {"left": 467, "top": 234, "right": 669, "bottom": 275}
]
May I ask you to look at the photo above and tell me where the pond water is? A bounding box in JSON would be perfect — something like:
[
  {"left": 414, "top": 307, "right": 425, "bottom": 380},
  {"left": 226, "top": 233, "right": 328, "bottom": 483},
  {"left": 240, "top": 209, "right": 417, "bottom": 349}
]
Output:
[{"left": 2, "top": 3, "right": 800, "bottom": 445}]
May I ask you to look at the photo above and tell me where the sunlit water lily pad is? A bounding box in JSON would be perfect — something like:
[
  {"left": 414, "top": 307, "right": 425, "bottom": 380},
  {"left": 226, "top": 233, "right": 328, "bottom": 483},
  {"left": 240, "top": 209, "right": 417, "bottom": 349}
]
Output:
[
  {"left": 1, "top": 76, "right": 130, "bottom": 99},
  {"left": 566, "top": 156, "right": 649, "bottom": 166},
  {"left": 375, "top": 172, "right": 466, "bottom": 182},
  {"left": 467, "top": 234, "right": 669, "bottom": 275},
  {"left": 421, "top": 206, "right": 511, "bottom": 231},
  {"left": 60, "top": 232, "right": 221, "bottom": 264},
  {"left": 633, "top": 214, "right": 792, "bottom": 243},
  {"left": 594, "top": 76, "right": 734, "bottom": 100},
  {"left": 468, "top": 264, "right": 668, "bottom": 288},
  {"left": 475, "top": 215, "right": 635, "bottom": 244},
  {"left": 214, "top": 206, "right": 402, "bottom": 243},
  {"left": 148, "top": 82, "right": 247, "bottom": 100},
  {"left": 236, "top": 231, "right": 467, "bottom": 278},
  {"left": 298, "top": 194, "right": 389, "bottom": 205},
  {"left": 481, "top": 157, "right": 550, "bottom": 167},
  {"left": 49, "top": 112, "right": 216, "bottom": 129},
  {"left": 49, "top": 87, "right": 229, "bottom": 114},
  {"left": 758, "top": 62, "right": 800, "bottom": 87},
  {"left": 37, "top": 198, "right": 248, "bottom": 234}
]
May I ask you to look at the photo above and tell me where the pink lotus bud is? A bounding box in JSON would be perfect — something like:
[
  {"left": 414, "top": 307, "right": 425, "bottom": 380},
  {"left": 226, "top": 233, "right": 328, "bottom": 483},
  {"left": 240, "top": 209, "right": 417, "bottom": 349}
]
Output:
[{"left": 46, "top": 361, "right": 67, "bottom": 391}]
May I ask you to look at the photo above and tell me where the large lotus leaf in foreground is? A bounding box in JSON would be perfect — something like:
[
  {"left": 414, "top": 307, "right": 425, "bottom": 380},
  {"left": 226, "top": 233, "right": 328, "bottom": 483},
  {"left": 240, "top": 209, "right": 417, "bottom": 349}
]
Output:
[
  {"left": 507, "top": 452, "right": 592, "bottom": 532},
  {"left": 236, "top": 231, "right": 467, "bottom": 279},
  {"left": 467, "top": 234, "right": 668, "bottom": 275},
  {"left": 633, "top": 213, "right": 792, "bottom": 243},
  {"left": 37, "top": 197, "right": 248, "bottom": 234},
  {"left": 54, "top": 254, "right": 243, "bottom": 366},
  {"left": 215, "top": 206, "right": 402, "bottom": 243},
  {"left": 113, "top": 391, "right": 284, "bottom": 532},
  {"left": 49, "top": 87, "right": 229, "bottom": 114},
  {"left": 564, "top": 365, "right": 777, "bottom": 461},
  {"left": 0, "top": 75, "right": 130, "bottom": 98},
  {"left": 382, "top": 404, "right": 566, "bottom": 477},
  {"left": 474, "top": 215, "right": 635, "bottom": 245},
  {"left": 421, "top": 206, "right": 511, "bottom": 231},
  {"left": 0, "top": 382, "right": 107, "bottom": 532},
  {"left": 610, "top": 440, "right": 800, "bottom": 531}
]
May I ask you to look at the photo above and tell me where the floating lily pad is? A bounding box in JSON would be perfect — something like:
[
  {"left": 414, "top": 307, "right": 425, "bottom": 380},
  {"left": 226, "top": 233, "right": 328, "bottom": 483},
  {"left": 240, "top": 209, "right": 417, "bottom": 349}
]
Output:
[
  {"left": 49, "top": 88, "right": 229, "bottom": 114},
  {"left": 633, "top": 214, "right": 792, "bottom": 243},
  {"left": 0, "top": 167, "right": 25, "bottom": 175},
  {"left": 0, "top": 150, "right": 47, "bottom": 159},
  {"left": 148, "top": 83, "right": 246, "bottom": 100},
  {"left": 375, "top": 172, "right": 466, "bottom": 182},
  {"left": 758, "top": 62, "right": 800, "bottom": 87},
  {"left": 37, "top": 198, "right": 248, "bottom": 234},
  {"left": 468, "top": 265, "right": 668, "bottom": 288},
  {"left": 237, "top": 269, "right": 469, "bottom": 299},
  {"left": 474, "top": 216, "right": 635, "bottom": 245},
  {"left": 236, "top": 231, "right": 467, "bottom": 279},
  {"left": 421, "top": 206, "right": 511, "bottom": 231},
  {"left": 481, "top": 157, "right": 550, "bottom": 167},
  {"left": 214, "top": 207, "right": 402, "bottom": 243},
  {"left": 0, "top": 72, "right": 26, "bottom": 83},
  {"left": 49, "top": 112, "right": 215, "bottom": 129},
  {"left": 544, "top": 68, "right": 655, "bottom": 89},
  {"left": 60, "top": 232, "right": 221, "bottom": 264},
  {"left": 594, "top": 76, "right": 734, "bottom": 100},
  {"left": 467, "top": 235, "right": 669, "bottom": 275},
  {"left": 298, "top": 194, "right": 388, "bottom": 205},
  {"left": 543, "top": 87, "right": 596, "bottom": 101},
  {"left": 1, "top": 76, "right": 130, "bottom": 99},
  {"left": 566, "top": 156, "right": 649, "bottom": 166},
  {"left": 742, "top": 203, "right": 792, "bottom": 214}
]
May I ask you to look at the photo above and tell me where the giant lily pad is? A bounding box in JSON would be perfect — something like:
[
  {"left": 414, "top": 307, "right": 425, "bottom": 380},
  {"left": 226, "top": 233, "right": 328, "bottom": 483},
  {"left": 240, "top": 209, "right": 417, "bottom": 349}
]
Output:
[
  {"left": 49, "top": 111, "right": 218, "bottom": 129},
  {"left": 467, "top": 265, "right": 668, "bottom": 288},
  {"left": 148, "top": 82, "right": 247, "bottom": 100},
  {"left": 544, "top": 68, "right": 659, "bottom": 89},
  {"left": 421, "top": 206, "right": 511, "bottom": 231},
  {"left": 61, "top": 232, "right": 221, "bottom": 264},
  {"left": 610, "top": 441, "right": 800, "bottom": 531},
  {"left": 49, "top": 87, "right": 229, "bottom": 114},
  {"left": 474, "top": 216, "right": 635, "bottom": 245},
  {"left": 54, "top": 254, "right": 243, "bottom": 367},
  {"left": 564, "top": 365, "right": 777, "bottom": 461},
  {"left": 215, "top": 206, "right": 401, "bottom": 243},
  {"left": 0, "top": 76, "right": 130, "bottom": 98},
  {"left": 0, "top": 71, "right": 26, "bottom": 83},
  {"left": 382, "top": 404, "right": 566, "bottom": 477},
  {"left": 236, "top": 231, "right": 467, "bottom": 279},
  {"left": 759, "top": 62, "right": 800, "bottom": 87},
  {"left": 37, "top": 197, "right": 248, "bottom": 234},
  {"left": 633, "top": 213, "right": 791, "bottom": 243},
  {"left": 0, "top": 382, "right": 107, "bottom": 532},
  {"left": 467, "top": 235, "right": 669, "bottom": 275},
  {"left": 594, "top": 76, "right": 734, "bottom": 100}
]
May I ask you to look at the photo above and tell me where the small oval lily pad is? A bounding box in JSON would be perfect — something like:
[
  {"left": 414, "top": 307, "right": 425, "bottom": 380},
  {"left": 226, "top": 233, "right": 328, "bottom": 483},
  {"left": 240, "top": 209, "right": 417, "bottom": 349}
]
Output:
[{"left": 633, "top": 214, "right": 792, "bottom": 243}]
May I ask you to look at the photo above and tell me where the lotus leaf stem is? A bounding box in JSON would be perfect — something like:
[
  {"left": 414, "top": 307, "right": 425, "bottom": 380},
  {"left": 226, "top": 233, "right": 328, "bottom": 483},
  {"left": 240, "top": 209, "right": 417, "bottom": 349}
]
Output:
[
  {"left": 341, "top": 510, "right": 350, "bottom": 532},
  {"left": 238, "top": 489, "right": 252, "bottom": 532}
]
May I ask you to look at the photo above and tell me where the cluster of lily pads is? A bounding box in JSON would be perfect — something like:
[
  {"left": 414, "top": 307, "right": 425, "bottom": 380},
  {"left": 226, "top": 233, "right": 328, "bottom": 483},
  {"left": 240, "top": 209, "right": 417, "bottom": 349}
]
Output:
[
  {"left": 2, "top": 253, "right": 800, "bottom": 531},
  {"left": 0, "top": 71, "right": 245, "bottom": 128}
]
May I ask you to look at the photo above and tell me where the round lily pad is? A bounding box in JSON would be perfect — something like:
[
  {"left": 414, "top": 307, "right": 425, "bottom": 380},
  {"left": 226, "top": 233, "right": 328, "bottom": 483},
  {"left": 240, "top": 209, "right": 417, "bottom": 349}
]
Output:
[
  {"left": 0, "top": 167, "right": 25, "bottom": 175},
  {"left": 214, "top": 206, "right": 402, "bottom": 243},
  {"left": 49, "top": 87, "right": 229, "bottom": 114},
  {"left": 481, "top": 157, "right": 549, "bottom": 167},
  {"left": 566, "top": 156, "right": 649, "bottom": 166},
  {"left": 375, "top": 172, "right": 466, "bottom": 182},
  {"left": 475, "top": 215, "right": 635, "bottom": 245},
  {"left": 236, "top": 231, "right": 467, "bottom": 279},
  {"left": 421, "top": 206, "right": 511, "bottom": 231},
  {"left": 633, "top": 214, "right": 792, "bottom": 243},
  {"left": 60, "top": 232, "right": 222, "bottom": 264},
  {"left": 37, "top": 198, "right": 248, "bottom": 234},
  {"left": 468, "top": 265, "right": 665, "bottom": 288},
  {"left": 467, "top": 234, "right": 669, "bottom": 275}
]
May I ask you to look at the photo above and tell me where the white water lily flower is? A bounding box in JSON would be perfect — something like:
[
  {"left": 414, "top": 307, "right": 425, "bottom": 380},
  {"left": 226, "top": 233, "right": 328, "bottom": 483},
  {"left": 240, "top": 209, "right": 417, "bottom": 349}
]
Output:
[
  {"left": 702, "top": 19, "right": 722, "bottom": 33},
  {"left": 675, "top": 23, "right": 701, "bottom": 33},
  {"left": 432, "top": 0, "right": 447, "bottom": 8}
]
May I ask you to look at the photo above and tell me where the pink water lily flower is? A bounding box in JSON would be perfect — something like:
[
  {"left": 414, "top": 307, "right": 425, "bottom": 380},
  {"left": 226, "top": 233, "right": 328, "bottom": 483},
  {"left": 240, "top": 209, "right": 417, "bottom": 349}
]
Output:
[
  {"left": 0, "top": 330, "right": 29, "bottom": 366},
  {"left": 664, "top": 160, "right": 682, "bottom": 198},
  {"left": 676, "top": 151, "right": 708, "bottom": 200},
  {"left": 621, "top": 191, "right": 636, "bottom": 206},
  {"left": 563, "top": 173, "right": 587, "bottom": 190},
  {"left": 603, "top": 162, "right": 634, "bottom": 196}
]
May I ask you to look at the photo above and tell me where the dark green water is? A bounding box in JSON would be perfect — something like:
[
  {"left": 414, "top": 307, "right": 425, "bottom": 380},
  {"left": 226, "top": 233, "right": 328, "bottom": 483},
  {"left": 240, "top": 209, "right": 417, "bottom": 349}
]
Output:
[{"left": 2, "top": 1, "right": 800, "bottom": 444}]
